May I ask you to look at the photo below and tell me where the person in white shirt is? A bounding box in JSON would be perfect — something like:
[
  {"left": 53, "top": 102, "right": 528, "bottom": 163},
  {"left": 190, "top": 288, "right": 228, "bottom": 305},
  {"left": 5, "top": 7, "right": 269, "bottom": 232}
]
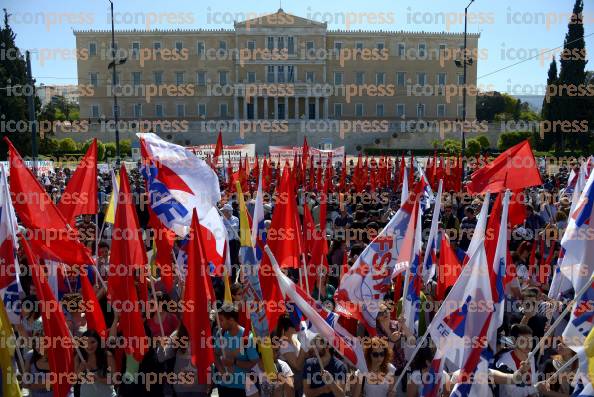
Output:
[
  {"left": 495, "top": 324, "right": 538, "bottom": 397},
  {"left": 245, "top": 347, "right": 294, "bottom": 397},
  {"left": 351, "top": 336, "right": 397, "bottom": 397}
]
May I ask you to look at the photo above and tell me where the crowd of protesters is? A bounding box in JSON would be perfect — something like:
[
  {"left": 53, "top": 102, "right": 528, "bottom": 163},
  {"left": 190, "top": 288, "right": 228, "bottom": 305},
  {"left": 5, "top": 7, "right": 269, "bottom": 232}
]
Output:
[{"left": 6, "top": 154, "right": 588, "bottom": 397}]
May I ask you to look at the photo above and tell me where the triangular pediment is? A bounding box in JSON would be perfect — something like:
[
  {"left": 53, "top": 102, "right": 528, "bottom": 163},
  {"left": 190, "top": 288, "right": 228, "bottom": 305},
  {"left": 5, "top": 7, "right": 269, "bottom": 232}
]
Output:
[{"left": 235, "top": 9, "right": 326, "bottom": 29}]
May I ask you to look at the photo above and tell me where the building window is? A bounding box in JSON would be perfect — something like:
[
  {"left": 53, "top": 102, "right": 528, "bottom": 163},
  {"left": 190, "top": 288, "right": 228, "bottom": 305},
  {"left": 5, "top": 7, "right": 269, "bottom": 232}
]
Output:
[
  {"left": 418, "top": 43, "right": 427, "bottom": 58},
  {"left": 113, "top": 72, "right": 120, "bottom": 86},
  {"left": 334, "top": 72, "right": 344, "bottom": 85},
  {"left": 198, "top": 104, "right": 206, "bottom": 118},
  {"left": 89, "top": 42, "right": 97, "bottom": 57},
  {"left": 133, "top": 103, "right": 142, "bottom": 118},
  {"left": 288, "top": 37, "right": 295, "bottom": 54},
  {"left": 437, "top": 73, "right": 447, "bottom": 86},
  {"left": 112, "top": 104, "right": 119, "bottom": 117},
  {"left": 417, "top": 72, "right": 426, "bottom": 86},
  {"left": 277, "top": 36, "right": 285, "bottom": 50},
  {"left": 153, "top": 41, "right": 161, "bottom": 51},
  {"left": 355, "top": 41, "right": 364, "bottom": 51},
  {"left": 219, "top": 71, "right": 228, "bottom": 85},
  {"left": 306, "top": 40, "right": 314, "bottom": 52},
  {"left": 277, "top": 65, "right": 285, "bottom": 83},
  {"left": 197, "top": 71, "right": 207, "bottom": 86},
  {"left": 155, "top": 104, "right": 164, "bottom": 118},
  {"left": 376, "top": 42, "right": 385, "bottom": 51},
  {"left": 247, "top": 40, "right": 256, "bottom": 51},
  {"left": 416, "top": 104, "right": 425, "bottom": 118},
  {"left": 219, "top": 41, "right": 227, "bottom": 50},
  {"left": 132, "top": 71, "right": 142, "bottom": 87},
  {"left": 154, "top": 71, "right": 163, "bottom": 85},
  {"left": 437, "top": 104, "right": 446, "bottom": 118},
  {"left": 91, "top": 105, "right": 100, "bottom": 118},
  {"left": 220, "top": 103, "right": 228, "bottom": 118},
  {"left": 355, "top": 103, "right": 364, "bottom": 117},
  {"left": 397, "top": 43, "right": 406, "bottom": 57},
  {"left": 175, "top": 41, "right": 183, "bottom": 53},
  {"left": 267, "top": 66, "right": 275, "bottom": 83},
  {"left": 131, "top": 42, "right": 140, "bottom": 60},
  {"left": 197, "top": 41, "right": 205, "bottom": 56},
  {"left": 306, "top": 71, "right": 315, "bottom": 83},
  {"left": 458, "top": 74, "right": 465, "bottom": 85},
  {"left": 396, "top": 104, "right": 405, "bottom": 118},
  {"left": 176, "top": 104, "right": 186, "bottom": 117},
  {"left": 334, "top": 103, "right": 343, "bottom": 118},
  {"left": 355, "top": 72, "right": 365, "bottom": 85},
  {"left": 334, "top": 41, "right": 342, "bottom": 53},
  {"left": 396, "top": 72, "right": 406, "bottom": 87},
  {"left": 175, "top": 72, "right": 185, "bottom": 85},
  {"left": 267, "top": 37, "right": 275, "bottom": 51},
  {"left": 376, "top": 103, "right": 384, "bottom": 117},
  {"left": 439, "top": 44, "right": 447, "bottom": 53},
  {"left": 247, "top": 71, "right": 256, "bottom": 83},
  {"left": 458, "top": 104, "right": 464, "bottom": 118},
  {"left": 376, "top": 72, "right": 385, "bottom": 85},
  {"left": 287, "top": 66, "right": 295, "bottom": 83},
  {"left": 89, "top": 72, "right": 98, "bottom": 88}
]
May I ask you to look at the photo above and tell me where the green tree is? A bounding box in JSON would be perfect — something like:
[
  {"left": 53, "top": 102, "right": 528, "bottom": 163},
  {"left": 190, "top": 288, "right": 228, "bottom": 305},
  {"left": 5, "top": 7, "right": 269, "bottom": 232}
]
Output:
[
  {"left": 0, "top": 9, "right": 31, "bottom": 158},
  {"left": 441, "top": 139, "right": 462, "bottom": 154},
  {"left": 556, "top": 0, "right": 590, "bottom": 151},
  {"left": 540, "top": 57, "right": 559, "bottom": 151}
]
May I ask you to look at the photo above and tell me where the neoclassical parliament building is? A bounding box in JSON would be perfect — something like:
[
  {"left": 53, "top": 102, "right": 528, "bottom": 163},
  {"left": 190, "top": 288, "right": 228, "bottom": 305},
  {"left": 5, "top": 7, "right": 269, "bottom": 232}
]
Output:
[{"left": 73, "top": 9, "right": 480, "bottom": 152}]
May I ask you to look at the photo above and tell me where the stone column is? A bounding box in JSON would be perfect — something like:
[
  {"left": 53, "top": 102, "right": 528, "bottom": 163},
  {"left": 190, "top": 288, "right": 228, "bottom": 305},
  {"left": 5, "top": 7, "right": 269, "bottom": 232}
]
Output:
[
  {"left": 234, "top": 96, "right": 239, "bottom": 120},
  {"left": 263, "top": 96, "right": 268, "bottom": 120},
  {"left": 323, "top": 97, "right": 329, "bottom": 119},
  {"left": 305, "top": 97, "right": 309, "bottom": 119},
  {"left": 284, "top": 96, "right": 289, "bottom": 120},
  {"left": 294, "top": 96, "right": 299, "bottom": 120},
  {"left": 243, "top": 96, "right": 248, "bottom": 120},
  {"left": 254, "top": 96, "right": 258, "bottom": 120},
  {"left": 315, "top": 97, "right": 320, "bottom": 120},
  {"left": 274, "top": 96, "right": 279, "bottom": 120}
]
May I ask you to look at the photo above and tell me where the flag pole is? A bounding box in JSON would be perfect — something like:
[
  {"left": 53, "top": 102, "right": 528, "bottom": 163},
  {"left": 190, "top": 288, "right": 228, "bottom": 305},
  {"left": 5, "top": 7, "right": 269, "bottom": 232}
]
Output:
[
  {"left": 147, "top": 263, "right": 166, "bottom": 338},
  {"left": 529, "top": 273, "right": 594, "bottom": 359},
  {"left": 264, "top": 245, "right": 324, "bottom": 371}
]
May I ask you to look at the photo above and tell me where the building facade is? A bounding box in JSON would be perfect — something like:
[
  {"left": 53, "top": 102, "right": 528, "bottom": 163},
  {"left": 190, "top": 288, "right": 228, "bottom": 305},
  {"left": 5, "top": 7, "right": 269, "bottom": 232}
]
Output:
[{"left": 73, "top": 9, "right": 480, "bottom": 152}]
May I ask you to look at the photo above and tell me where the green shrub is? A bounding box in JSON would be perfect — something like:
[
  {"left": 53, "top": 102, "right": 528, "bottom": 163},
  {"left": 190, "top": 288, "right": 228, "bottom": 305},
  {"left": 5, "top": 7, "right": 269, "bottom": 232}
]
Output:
[
  {"left": 58, "top": 138, "right": 78, "bottom": 153},
  {"left": 104, "top": 143, "right": 117, "bottom": 158},
  {"left": 81, "top": 139, "right": 106, "bottom": 161},
  {"left": 465, "top": 139, "right": 482, "bottom": 156},
  {"left": 475, "top": 135, "right": 490, "bottom": 150}
]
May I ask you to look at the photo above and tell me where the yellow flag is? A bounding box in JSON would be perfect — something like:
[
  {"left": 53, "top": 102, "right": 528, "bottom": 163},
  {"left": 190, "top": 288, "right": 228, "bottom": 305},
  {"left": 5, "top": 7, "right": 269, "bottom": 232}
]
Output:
[
  {"left": 235, "top": 182, "right": 253, "bottom": 248},
  {"left": 585, "top": 323, "right": 594, "bottom": 384},
  {"left": 0, "top": 299, "right": 21, "bottom": 397},
  {"left": 235, "top": 181, "right": 276, "bottom": 375},
  {"left": 104, "top": 170, "right": 120, "bottom": 224},
  {"left": 223, "top": 267, "right": 233, "bottom": 304}
]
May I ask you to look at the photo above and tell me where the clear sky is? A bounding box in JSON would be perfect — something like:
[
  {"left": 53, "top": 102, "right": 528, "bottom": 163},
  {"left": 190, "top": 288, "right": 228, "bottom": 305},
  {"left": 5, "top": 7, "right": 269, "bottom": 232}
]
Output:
[{"left": 5, "top": 0, "right": 593, "bottom": 96}]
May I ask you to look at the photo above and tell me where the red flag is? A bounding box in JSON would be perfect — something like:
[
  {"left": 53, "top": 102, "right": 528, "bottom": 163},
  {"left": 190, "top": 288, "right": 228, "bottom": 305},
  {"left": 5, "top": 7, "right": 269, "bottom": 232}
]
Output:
[
  {"left": 21, "top": 236, "right": 74, "bottom": 397},
  {"left": 262, "top": 157, "right": 271, "bottom": 192},
  {"left": 6, "top": 138, "right": 93, "bottom": 265},
  {"left": 108, "top": 165, "right": 148, "bottom": 361},
  {"left": 212, "top": 131, "right": 223, "bottom": 167},
  {"left": 436, "top": 233, "right": 462, "bottom": 301},
  {"left": 509, "top": 190, "right": 527, "bottom": 227},
  {"left": 466, "top": 140, "right": 542, "bottom": 194},
  {"left": 152, "top": 222, "right": 175, "bottom": 294},
  {"left": 80, "top": 265, "right": 107, "bottom": 338},
  {"left": 57, "top": 138, "right": 98, "bottom": 223},
  {"left": 259, "top": 166, "right": 302, "bottom": 331},
  {"left": 183, "top": 210, "right": 215, "bottom": 383},
  {"left": 302, "top": 203, "right": 317, "bottom": 293}
]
